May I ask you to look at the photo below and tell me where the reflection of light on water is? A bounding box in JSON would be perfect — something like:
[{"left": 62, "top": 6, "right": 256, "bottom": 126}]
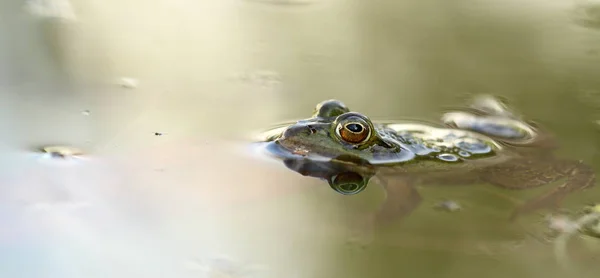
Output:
[
  {"left": 184, "top": 255, "right": 268, "bottom": 278},
  {"left": 24, "top": 0, "right": 77, "bottom": 21},
  {"left": 6, "top": 0, "right": 353, "bottom": 275},
  {"left": 28, "top": 202, "right": 92, "bottom": 211},
  {"left": 0, "top": 140, "right": 335, "bottom": 278},
  {"left": 12, "top": 148, "right": 102, "bottom": 213},
  {"left": 24, "top": 146, "right": 90, "bottom": 167}
]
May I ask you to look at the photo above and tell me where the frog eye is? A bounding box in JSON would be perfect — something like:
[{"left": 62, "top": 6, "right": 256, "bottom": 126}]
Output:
[
  {"left": 339, "top": 122, "right": 369, "bottom": 143},
  {"left": 335, "top": 114, "right": 372, "bottom": 144}
]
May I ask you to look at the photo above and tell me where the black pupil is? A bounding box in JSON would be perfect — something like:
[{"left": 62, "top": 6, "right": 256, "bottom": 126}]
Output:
[{"left": 346, "top": 123, "right": 363, "bottom": 133}]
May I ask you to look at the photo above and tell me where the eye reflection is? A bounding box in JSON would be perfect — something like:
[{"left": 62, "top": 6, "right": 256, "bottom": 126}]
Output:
[
  {"left": 328, "top": 172, "right": 368, "bottom": 195},
  {"left": 278, "top": 154, "right": 373, "bottom": 196}
]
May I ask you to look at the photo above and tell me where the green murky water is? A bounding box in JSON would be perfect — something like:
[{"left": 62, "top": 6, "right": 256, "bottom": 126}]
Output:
[{"left": 2, "top": 0, "right": 600, "bottom": 277}]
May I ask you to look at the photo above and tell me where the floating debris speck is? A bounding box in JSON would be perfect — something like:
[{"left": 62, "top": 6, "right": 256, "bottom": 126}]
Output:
[
  {"left": 434, "top": 200, "right": 462, "bottom": 212},
  {"left": 118, "top": 77, "right": 139, "bottom": 89},
  {"left": 40, "top": 145, "right": 84, "bottom": 159},
  {"left": 546, "top": 215, "right": 580, "bottom": 234},
  {"left": 231, "top": 70, "right": 282, "bottom": 88},
  {"left": 82, "top": 110, "right": 91, "bottom": 116}
]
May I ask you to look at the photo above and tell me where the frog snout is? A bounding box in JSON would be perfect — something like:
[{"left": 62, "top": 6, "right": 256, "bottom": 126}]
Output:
[{"left": 281, "top": 124, "right": 313, "bottom": 139}]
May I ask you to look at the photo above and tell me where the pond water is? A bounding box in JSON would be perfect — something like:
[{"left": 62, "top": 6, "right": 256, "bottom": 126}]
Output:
[{"left": 2, "top": 0, "right": 600, "bottom": 277}]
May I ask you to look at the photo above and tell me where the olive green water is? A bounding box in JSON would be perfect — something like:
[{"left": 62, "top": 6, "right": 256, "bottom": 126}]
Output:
[{"left": 2, "top": 0, "right": 600, "bottom": 278}]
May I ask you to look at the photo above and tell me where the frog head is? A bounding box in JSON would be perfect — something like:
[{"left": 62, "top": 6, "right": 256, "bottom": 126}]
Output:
[{"left": 274, "top": 100, "right": 409, "bottom": 164}]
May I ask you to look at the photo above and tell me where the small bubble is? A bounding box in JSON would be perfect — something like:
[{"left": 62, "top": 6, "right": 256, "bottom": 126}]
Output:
[
  {"left": 437, "top": 153, "right": 459, "bottom": 162},
  {"left": 472, "top": 122, "right": 526, "bottom": 139},
  {"left": 456, "top": 139, "right": 492, "bottom": 154},
  {"left": 81, "top": 110, "right": 90, "bottom": 116},
  {"left": 411, "top": 144, "right": 432, "bottom": 156},
  {"left": 458, "top": 150, "right": 471, "bottom": 157}
]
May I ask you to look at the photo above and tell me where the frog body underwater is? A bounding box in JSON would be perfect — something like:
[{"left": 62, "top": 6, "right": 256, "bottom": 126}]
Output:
[{"left": 259, "top": 96, "right": 596, "bottom": 224}]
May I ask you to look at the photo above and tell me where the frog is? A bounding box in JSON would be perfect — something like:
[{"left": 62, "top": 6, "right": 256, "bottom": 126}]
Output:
[{"left": 257, "top": 96, "right": 596, "bottom": 226}]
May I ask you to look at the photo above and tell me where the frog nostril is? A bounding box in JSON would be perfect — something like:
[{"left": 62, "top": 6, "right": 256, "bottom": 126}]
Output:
[{"left": 307, "top": 125, "right": 317, "bottom": 134}]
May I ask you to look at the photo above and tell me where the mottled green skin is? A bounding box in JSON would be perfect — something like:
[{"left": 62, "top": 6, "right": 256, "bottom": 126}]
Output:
[
  {"left": 267, "top": 97, "right": 596, "bottom": 223},
  {"left": 276, "top": 99, "right": 506, "bottom": 170}
]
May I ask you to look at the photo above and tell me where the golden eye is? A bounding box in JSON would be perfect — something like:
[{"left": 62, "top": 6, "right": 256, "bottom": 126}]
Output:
[{"left": 338, "top": 122, "right": 370, "bottom": 144}]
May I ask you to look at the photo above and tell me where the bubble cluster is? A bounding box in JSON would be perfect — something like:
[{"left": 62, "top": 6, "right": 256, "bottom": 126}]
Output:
[
  {"left": 455, "top": 138, "right": 492, "bottom": 154},
  {"left": 442, "top": 111, "right": 536, "bottom": 142},
  {"left": 386, "top": 123, "right": 498, "bottom": 163}
]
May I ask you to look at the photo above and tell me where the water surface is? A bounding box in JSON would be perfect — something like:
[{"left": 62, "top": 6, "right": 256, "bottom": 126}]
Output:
[{"left": 2, "top": 0, "right": 600, "bottom": 277}]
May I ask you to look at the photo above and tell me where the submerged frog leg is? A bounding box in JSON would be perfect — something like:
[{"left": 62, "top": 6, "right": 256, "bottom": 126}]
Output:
[
  {"left": 345, "top": 176, "right": 422, "bottom": 246},
  {"left": 481, "top": 159, "right": 596, "bottom": 220},
  {"left": 346, "top": 175, "right": 423, "bottom": 246},
  {"left": 416, "top": 171, "right": 483, "bottom": 186},
  {"left": 374, "top": 176, "right": 422, "bottom": 225}
]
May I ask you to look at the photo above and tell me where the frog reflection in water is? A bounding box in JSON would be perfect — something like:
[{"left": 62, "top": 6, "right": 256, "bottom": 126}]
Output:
[{"left": 260, "top": 96, "right": 596, "bottom": 224}]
